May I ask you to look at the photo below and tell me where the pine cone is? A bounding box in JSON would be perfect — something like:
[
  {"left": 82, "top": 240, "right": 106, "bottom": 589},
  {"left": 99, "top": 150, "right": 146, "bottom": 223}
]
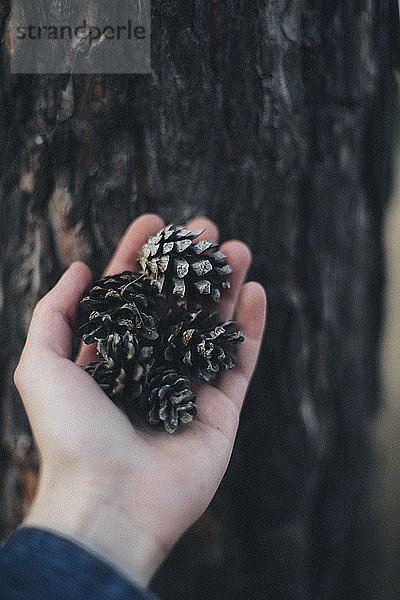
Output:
[
  {"left": 85, "top": 330, "right": 155, "bottom": 402},
  {"left": 138, "top": 224, "right": 232, "bottom": 302},
  {"left": 162, "top": 309, "right": 244, "bottom": 382},
  {"left": 78, "top": 272, "right": 159, "bottom": 345},
  {"left": 145, "top": 367, "right": 197, "bottom": 433}
]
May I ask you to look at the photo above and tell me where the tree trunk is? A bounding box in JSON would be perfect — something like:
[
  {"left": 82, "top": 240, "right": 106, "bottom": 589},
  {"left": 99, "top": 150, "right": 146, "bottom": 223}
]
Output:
[{"left": 0, "top": 1, "right": 398, "bottom": 599}]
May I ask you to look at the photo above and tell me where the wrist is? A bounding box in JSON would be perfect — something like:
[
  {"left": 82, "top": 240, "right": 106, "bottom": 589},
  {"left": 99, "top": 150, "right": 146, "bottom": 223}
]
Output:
[{"left": 23, "top": 471, "right": 166, "bottom": 587}]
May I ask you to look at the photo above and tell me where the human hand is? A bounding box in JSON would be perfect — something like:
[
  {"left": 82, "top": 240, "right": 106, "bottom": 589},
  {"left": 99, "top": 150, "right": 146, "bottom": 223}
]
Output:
[{"left": 14, "top": 214, "right": 267, "bottom": 587}]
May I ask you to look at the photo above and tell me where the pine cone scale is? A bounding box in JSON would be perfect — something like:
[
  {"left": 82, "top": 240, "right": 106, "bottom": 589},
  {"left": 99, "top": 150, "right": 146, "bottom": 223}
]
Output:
[{"left": 174, "top": 258, "right": 189, "bottom": 278}]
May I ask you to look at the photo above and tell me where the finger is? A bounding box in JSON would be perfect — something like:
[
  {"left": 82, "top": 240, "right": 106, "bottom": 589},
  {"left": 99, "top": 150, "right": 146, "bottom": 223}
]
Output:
[
  {"left": 217, "top": 240, "right": 252, "bottom": 321},
  {"left": 15, "top": 262, "right": 93, "bottom": 367},
  {"left": 104, "top": 213, "right": 165, "bottom": 276},
  {"left": 215, "top": 281, "right": 267, "bottom": 405},
  {"left": 186, "top": 217, "right": 219, "bottom": 243},
  {"left": 76, "top": 213, "right": 164, "bottom": 366}
]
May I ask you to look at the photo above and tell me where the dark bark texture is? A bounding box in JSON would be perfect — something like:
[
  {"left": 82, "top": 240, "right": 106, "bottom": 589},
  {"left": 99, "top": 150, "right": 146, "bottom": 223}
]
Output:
[{"left": 0, "top": 1, "right": 398, "bottom": 599}]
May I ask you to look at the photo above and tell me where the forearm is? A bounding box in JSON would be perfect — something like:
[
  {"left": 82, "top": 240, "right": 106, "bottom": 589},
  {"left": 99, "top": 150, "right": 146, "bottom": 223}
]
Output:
[
  {"left": 23, "top": 470, "right": 166, "bottom": 588},
  {"left": 0, "top": 527, "right": 159, "bottom": 600}
]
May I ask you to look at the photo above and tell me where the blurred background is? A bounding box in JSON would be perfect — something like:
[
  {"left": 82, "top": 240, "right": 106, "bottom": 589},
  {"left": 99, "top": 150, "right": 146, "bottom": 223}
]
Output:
[{"left": 376, "top": 84, "right": 400, "bottom": 599}]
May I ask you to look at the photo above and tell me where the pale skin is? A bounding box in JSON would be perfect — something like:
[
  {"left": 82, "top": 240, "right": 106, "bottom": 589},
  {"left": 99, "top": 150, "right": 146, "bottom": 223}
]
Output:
[{"left": 14, "top": 213, "right": 267, "bottom": 588}]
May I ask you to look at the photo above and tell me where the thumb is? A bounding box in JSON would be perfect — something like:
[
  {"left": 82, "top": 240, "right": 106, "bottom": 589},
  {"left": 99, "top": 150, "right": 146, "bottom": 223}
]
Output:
[{"left": 16, "top": 262, "right": 92, "bottom": 365}]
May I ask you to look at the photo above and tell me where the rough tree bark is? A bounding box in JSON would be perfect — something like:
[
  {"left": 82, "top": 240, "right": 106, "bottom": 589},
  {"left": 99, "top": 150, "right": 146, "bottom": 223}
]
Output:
[{"left": 0, "top": 1, "right": 398, "bottom": 599}]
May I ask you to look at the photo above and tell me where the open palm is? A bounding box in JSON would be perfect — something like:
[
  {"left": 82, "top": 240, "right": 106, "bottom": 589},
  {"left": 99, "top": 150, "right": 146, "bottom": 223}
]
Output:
[{"left": 14, "top": 214, "right": 266, "bottom": 586}]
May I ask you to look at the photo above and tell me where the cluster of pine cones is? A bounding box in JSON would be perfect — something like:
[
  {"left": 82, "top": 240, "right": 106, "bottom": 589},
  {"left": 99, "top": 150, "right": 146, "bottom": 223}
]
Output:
[{"left": 77, "top": 224, "right": 244, "bottom": 433}]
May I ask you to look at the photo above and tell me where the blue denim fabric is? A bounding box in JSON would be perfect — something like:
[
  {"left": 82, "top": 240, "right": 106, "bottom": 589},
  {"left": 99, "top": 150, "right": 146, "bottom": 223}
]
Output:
[{"left": 0, "top": 527, "right": 159, "bottom": 600}]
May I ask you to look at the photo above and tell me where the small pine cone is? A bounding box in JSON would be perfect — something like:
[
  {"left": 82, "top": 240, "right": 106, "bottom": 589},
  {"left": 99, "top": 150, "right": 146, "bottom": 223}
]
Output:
[
  {"left": 85, "top": 330, "right": 155, "bottom": 402},
  {"left": 78, "top": 272, "right": 159, "bottom": 345},
  {"left": 162, "top": 309, "right": 244, "bottom": 382},
  {"left": 138, "top": 223, "right": 232, "bottom": 302},
  {"left": 145, "top": 368, "right": 197, "bottom": 433}
]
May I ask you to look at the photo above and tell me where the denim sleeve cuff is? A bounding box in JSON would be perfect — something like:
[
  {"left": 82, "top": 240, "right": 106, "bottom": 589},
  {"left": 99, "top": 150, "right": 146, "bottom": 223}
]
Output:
[{"left": 0, "top": 526, "right": 159, "bottom": 600}]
